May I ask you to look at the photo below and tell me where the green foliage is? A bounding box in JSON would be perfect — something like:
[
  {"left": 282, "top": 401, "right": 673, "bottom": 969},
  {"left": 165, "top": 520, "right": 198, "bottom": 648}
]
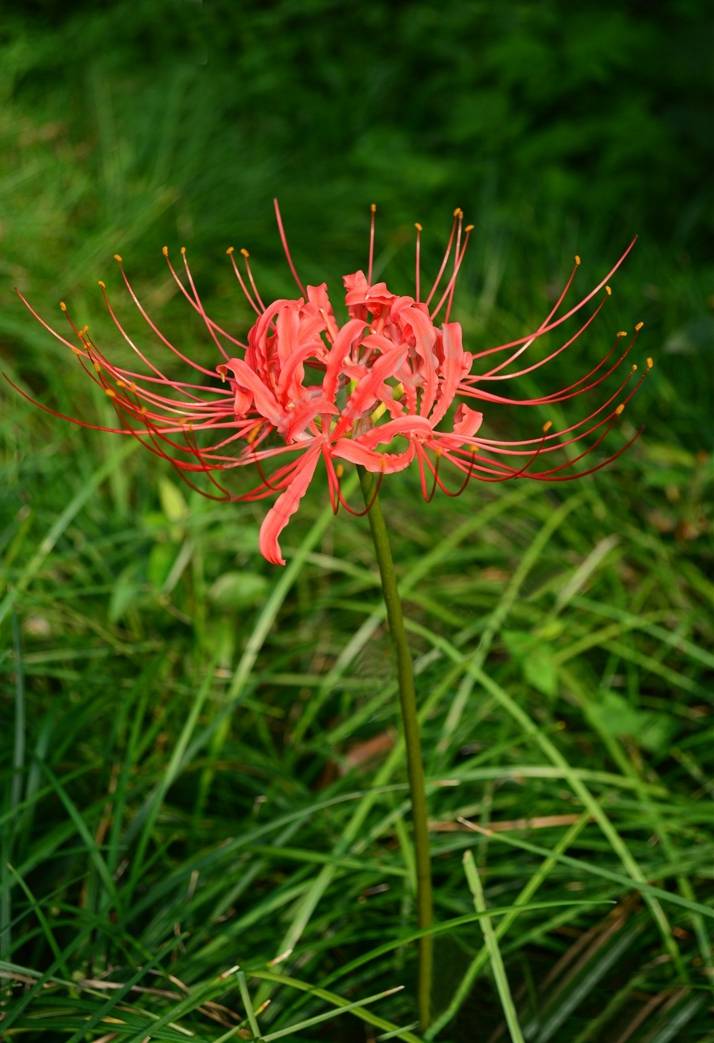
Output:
[
  {"left": 502, "top": 630, "right": 559, "bottom": 700},
  {"left": 589, "top": 691, "right": 678, "bottom": 755},
  {"left": 1, "top": 1, "right": 713, "bottom": 1040}
]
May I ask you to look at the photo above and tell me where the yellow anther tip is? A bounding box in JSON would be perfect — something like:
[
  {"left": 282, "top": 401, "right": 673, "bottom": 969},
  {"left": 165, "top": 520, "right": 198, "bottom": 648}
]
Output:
[
  {"left": 226, "top": 246, "right": 235, "bottom": 255},
  {"left": 542, "top": 420, "right": 553, "bottom": 433},
  {"left": 631, "top": 363, "right": 638, "bottom": 372},
  {"left": 180, "top": 245, "right": 186, "bottom": 255},
  {"left": 105, "top": 388, "right": 116, "bottom": 398},
  {"left": 240, "top": 247, "right": 250, "bottom": 258},
  {"left": 575, "top": 255, "right": 581, "bottom": 266},
  {"left": 615, "top": 403, "right": 625, "bottom": 415},
  {"left": 335, "top": 463, "right": 344, "bottom": 478},
  {"left": 414, "top": 222, "right": 423, "bottom": 231},
  {"left": 162, "top": 245, "right": 169, "bottom": 256},
  {"left": 59, "top": 301, "right": 67, "bottom": 311},
  {"left": 465, "top": 224, "right": 475, "bottom": 233},
  {"left": 370, "top": 203, "right": 377, "bottom": 213},
  {"left": 453, "top": 207, "right": 463, "bottom": 218},
  {"left": 617, "top": 330, "right": 628, "bottom": 338},
  {"left": 646, "top": 357, "right": 654, "bottom": 369},
  {"left": 93, "top": 361, "right": 102, "bottom": 372},
  {"left": 113, "top": 254, "right": 123, "bottom": 263},
  {"left": 97, "top": 280, "right": 106, "bottom": 289},
  {"left": 605, "top": 285, "right": 612, "bottom": 296},
  {"left": 635, "top": 321, "right": 645, "bottom": 331}
]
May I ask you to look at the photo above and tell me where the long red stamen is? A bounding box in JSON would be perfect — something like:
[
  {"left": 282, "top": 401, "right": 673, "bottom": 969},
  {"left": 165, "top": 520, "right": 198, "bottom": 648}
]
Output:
[
  {"left": 95, "top": 282, "right": 209, "bottom": 399},
  {"left": 367, "top": 203, "right": 377, "bottom": 284},
  {"left": 425, "top": 209, "right": 458, "bottom": 306},
  {"left": 527, "top": 427, "right": 643, "bottom": 482},
  {"left": 1, "top": 371, "right": 132, "bottom": 434},
  {"left": 420, "top": 444, "right": 512, "bottom": 491},
  {"left": 414, "top": 223, "right": 422, "bottom": 303},
  {"left": 445, "top": 221, "right": 473, "bottom": 323},
  {"left": 464, "top": 359, "right": 648, "bottom": 470},
  {"left": 134, "top": 406, "right": 304, "bottom": 502},
  {"left": 273, "top": 197, "right": 307, "bottom": 296},
  {"left": 421, "top": 447, "right": 441, "bottom": 502},
  {"left": 322, "top": 448, "right": 341, "bottom": 514},
  {"left": 155, "top": 419, "right": 233, "bottom": 498},
  {"left": 480, "top": 300, "right": 607, "bottom": 384},
  {"left": 162, "top": 247, "right": 247, "bottom": 351},
  {"left": 481, "top": 256, "right": 583, "bottom": 379},
  {"left": 437, "top": 450, "right": 478, "bottom": 496},
  {"left": 112, "top": 256, "right": 224, "bottom": 380},
  {"left": 241, "top": 248, "right": 266, "bottom": 312},
  {"left": 465, "top": 447, "right": 535, "bottom": 484},
  {"left": 528, "top": 415, "right": 628, "bottom": 479},
  {"left": 336, "top": 462, "right": 384, "bottom": 516},
  {"left": 227, "top": 246, "right": 262, "bottom": 316},
  {"left": 466, "top": 238, "right": 637, "bottom": 365},
  {"left": 178, "top": 247, "right": 231, "bottom": 360},
  {"left": 64, "top": 300, "right": 232, "bottom": 398},
  {"left": 15, "top": 291, "right": 83, "bottom": 355},
  {"left": 431, "top": 223, "right": 474, "bottom": 321},
  {"left": 443, "top": 210, "right": 464, "bottom": 322},
  {"left": 461, "top": 329, "right": 639, "bottom": 409}
]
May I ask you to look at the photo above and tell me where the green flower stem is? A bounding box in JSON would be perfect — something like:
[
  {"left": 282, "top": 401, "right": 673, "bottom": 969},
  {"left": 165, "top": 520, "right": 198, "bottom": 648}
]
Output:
[{"left": 358, "top": 468, "right": 433, "bottom": 1031}]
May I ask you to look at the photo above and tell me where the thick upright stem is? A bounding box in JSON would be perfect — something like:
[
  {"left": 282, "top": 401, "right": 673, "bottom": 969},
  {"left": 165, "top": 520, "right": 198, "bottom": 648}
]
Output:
[{"left": 358, "top": 468, "right": 433, "bottom": 1030}]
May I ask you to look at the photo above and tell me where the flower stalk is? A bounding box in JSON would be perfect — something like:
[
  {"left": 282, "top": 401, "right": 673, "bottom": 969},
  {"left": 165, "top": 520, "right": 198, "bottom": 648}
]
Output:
[{"left": 359, "top": 466, "right": 433, "bottom": 1031}]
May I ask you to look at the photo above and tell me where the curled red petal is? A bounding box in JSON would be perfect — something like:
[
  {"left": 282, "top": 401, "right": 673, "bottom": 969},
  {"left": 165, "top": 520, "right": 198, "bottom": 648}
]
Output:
[{"left": 259, "top": 444, "right": 322, "bottom": 566}]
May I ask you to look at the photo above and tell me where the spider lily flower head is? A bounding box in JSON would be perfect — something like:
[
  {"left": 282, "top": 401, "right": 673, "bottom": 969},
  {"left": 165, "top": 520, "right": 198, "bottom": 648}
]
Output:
[{"left": 12, "top": 200, "right": 649, "bottom": 565}]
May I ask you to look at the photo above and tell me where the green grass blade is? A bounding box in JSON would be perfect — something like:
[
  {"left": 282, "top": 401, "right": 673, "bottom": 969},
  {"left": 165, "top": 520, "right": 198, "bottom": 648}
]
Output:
[{"left": 463, "top": 850, "right": 526, "bottom": 1043}]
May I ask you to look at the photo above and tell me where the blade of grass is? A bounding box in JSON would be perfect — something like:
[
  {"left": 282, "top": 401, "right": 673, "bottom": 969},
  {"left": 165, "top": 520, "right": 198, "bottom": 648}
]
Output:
[
  {"left": 125, "top": 650, "right": 219, "bottom": 901},
  {"left": 457, "top": 821, "right": 714, "bottom": 921},
  {"left": 194, "top": 471, "right": 358, "bottom": 815},
  {"left": 438, "top": 493, "right": 583, "bottom": 754},
  {"left": 292, "top": 484, "right": 532, "bottom": 746},
  {"left": 40, "top": 764, "right": 121, "bottom": 914},
  {"left": 427, "top": 813, "right": 590, "bottom": 1039},
  {"left": 410, "top": 624, "right": 690, "bottom": 977},
  {"left": 262, "top": 985, "right": 404, "bottom": 1041},
  {"left": 237, "top": 969, "right": 263, "bottom": 1040},
  {"left": 251, "top": 970, "right": 422, "bottom": 1043},
  {"left": 0, "top": 440, "right": 137, "bottom": 627},
  {"left": 5, "top": 863, "right": 69, "bottom": 977},
  {"left": 463, "top": 850, "right": 525, "bottom": 1043}
]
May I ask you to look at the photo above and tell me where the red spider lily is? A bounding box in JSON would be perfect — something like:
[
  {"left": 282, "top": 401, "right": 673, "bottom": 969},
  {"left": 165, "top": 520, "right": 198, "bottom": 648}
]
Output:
[{"left": 11, "top": 201, "right": 651, "bottom": 565}]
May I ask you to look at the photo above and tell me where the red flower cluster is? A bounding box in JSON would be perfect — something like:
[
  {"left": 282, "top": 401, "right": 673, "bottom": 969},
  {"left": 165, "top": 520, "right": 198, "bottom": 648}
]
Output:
[{"left": 13, "top": 201, "right": 649, "bottom": 565}]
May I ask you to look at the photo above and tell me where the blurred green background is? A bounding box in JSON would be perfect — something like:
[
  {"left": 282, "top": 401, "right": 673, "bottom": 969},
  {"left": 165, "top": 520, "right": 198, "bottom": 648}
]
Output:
[{"left": 1, "top": 2, "right": 712, "bottom": 1041}]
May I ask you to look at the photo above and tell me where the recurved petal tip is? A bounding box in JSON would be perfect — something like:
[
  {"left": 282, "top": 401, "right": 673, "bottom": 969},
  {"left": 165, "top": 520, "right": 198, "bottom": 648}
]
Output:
[{"left": 258, "top": 447, "right": 321, "bottom": 566}]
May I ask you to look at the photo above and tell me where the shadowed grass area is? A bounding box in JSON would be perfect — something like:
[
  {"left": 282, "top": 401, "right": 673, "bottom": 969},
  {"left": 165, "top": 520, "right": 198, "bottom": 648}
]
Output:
[{"left": 1, "top": 2, "right": 713, "bottom": 1040}]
